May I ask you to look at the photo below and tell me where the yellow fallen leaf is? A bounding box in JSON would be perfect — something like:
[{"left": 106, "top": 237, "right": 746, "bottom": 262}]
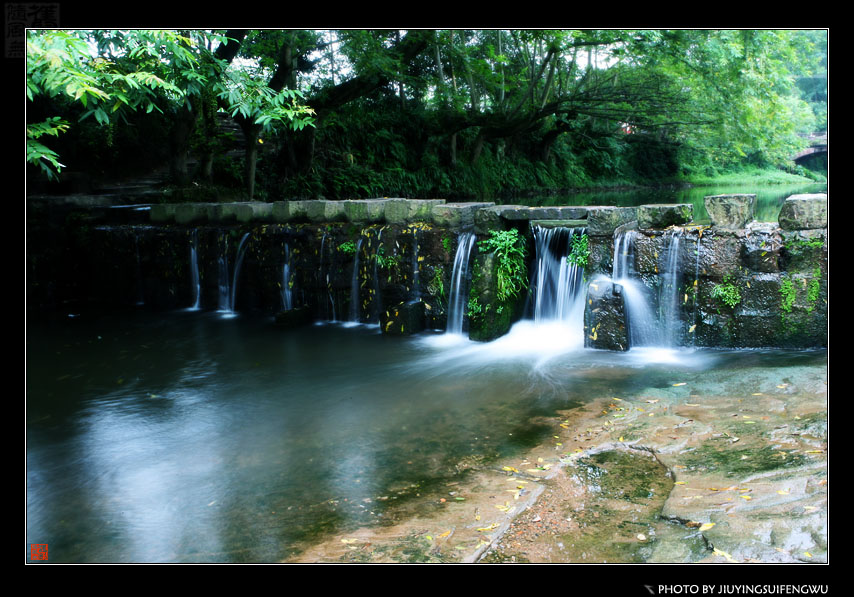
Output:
[
  {"left": 438, "top": 530, "right": 451, "bottom": 538},
  {"left": 340, "top": 538, "right": 359, "bottom": 544},
  {"left": 804, "top": 552, "right": 813, "bottom": 558},
  {"left": 739, "top": 495, "right": 752, "bottom": 500},
  {"left": 777, "top": 489, "right": 790, "bottom": 495},
  {"left": 674, "top": 481, "right": 687, "bottom": 485},
  {"left": 673, "top": 382, "right": 687, "bottom": 386},
  {"left": 699, "top": 522, "right": 715, "bottom": 532},
  {"left": 477, "top": 523, "right": 499, "bottom": 532},
  {"left": 502, "top": 466, "right": 519, "bottom": 473}
]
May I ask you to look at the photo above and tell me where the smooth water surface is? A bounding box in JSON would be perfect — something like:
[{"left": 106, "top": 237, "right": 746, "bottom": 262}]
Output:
[
  {"left": 517, "top": 181, "right": 827, "bottom": 223},
  {"left": 26, "top": 310, "right": 826, "bottom": 562}
]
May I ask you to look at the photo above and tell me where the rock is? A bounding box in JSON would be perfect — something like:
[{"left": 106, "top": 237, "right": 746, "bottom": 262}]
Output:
[
  {"left": 467, "top": 252, "right": 525, "bottom": 342},
  {"left": 474, "top": 205, "right": 525, "bottom": 233},
  {"left": 638, "top": 204, "right": 693, "bottom": 229},
  {"left": 777, "top": 194, "right": 827, "bottom": 230},
  {"left": 431, "top": 202, "right": 494, "bottom": 228},
  {"left": 704, "top": 194, "right": 756, "bottom": 229},
  {"left": 584, "top": 277, "right": 629, "bottom": 351},
  {"left": 343, "top": 199, "right": 390, "bottom": 223},
  {"left": 272, "top": 200, "right": 308, "bottom": 223},
  {"left": 274, "top": 306, "right": 312, "bottom": 328},
  {"left": 380, "top": 300, "right": 426, "bottom": 335},
  {"left": 384, "top": 199, "right": 446, "bottom": 224},
  {"left": 586, "top": 207, "right": 637, "bottom": 236}
]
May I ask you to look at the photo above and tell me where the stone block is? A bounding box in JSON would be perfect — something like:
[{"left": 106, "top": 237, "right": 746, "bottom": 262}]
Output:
[
  {"left": 431, "top": 202, "right": 494, "bottom": 228},
  {"left": 384, "top": 199, "right": 446, "bottom": 224},
  {"left": 305, "top": 200, "right": 346, "bottom": 222},
  {"left": 778, "top": 194, "right": 827, "bottom": 230},
  {"left": 272, "top": 200, "right": 308, "bottom": 222},
  {"left": 150, "top": 204, "right": 177, "bottom": 223},
  {"left": 175, "top": 203, "right": 216, "bottom": 225},
  {"left": 638, "top": 204, "right": 693, "bottom": 229},
  {"left": 343, "top": 199, "right": 390, "bottom": 223},
  {"left": 704, "top": 194, "right": 756, "bottom": 229},
  {"left": 586, "top": 207, "right": 638, "bottom": 236},
  {"left": 234, "top": 202, "right": 273, "bottom": 223}
]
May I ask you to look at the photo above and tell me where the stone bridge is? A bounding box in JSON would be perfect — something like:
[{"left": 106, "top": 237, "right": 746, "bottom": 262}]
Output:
[{"left": 793, "top": 132, "right": 827, "bottom": 163}]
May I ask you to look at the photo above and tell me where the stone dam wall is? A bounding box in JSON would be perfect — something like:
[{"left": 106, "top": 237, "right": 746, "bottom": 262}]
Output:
[{"left": 27, "top": 194, "right": 828, "bottom": 349}]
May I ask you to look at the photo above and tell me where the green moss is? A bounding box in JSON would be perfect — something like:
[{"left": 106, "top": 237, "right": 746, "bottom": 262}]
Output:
[
  {"left": 779, "top": 277, "right": 796, "bottom": 314},
  {"left": 680, "top": 441, "right": 808, "bottom": 477}
]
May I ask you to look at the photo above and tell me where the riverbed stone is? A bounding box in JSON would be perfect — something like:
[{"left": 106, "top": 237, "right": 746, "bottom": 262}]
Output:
[
  {"left": 704, "top": 194, "right": 756, "bottom": 229},
  {"left": 431, "top": 202, "right": 494, "bottom": 228},
  {"left": 777, "top": 194, "right": 827, "bottom": 230},
  {"left": 343, "top": 199, "right": 390, "bottom": 223},
  {"left": 584, "top": 277, "right": 629, "bottom": 351},
  {"left": 586, "top": 207, "right": 637, "bottom": 236},
  {"left": 384, "top": 199, "right": 446, "bottom": 224},
  {"left": 638, "top": 204, "right": 693, "bottom": 229},
  {"left": 272, "top": 200, "right": 309, "bottom": 222}
]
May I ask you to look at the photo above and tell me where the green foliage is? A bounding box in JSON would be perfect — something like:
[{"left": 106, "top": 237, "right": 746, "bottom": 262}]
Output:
[
  {"left": 338, "top": 240, "right": 358, "bottom": 255},
  {"left": 567, "top": 233, "right": 590, "bottom": 269},
  {"left": 711, "top": 276, "right": 741, "bottom": 310},
  {"left": 477, "top": 229, "right": 528, "bottom": 302}
]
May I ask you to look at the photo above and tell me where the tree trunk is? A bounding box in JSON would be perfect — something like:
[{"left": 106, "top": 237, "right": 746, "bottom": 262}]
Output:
[{"left": 169, "top": 108, "right": 195, "bottom": 185}]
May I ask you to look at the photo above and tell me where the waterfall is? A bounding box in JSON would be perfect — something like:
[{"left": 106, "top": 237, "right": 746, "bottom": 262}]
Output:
[
  {"left": 189, "top": 229, "right": 201, "bottom": 311},
  {"left": 659, "top": 228, "right": 684, "bottom": 347},
  {"left": 281, "top": 242, "right": 293, "bottom": 311},
  {"left": 612, "top": 228, "right": 661, "bottom": 347},
  {"left": 319, "top": 233, "right": 336, "bottom": 322},
  {"left": 348, "top": 237, "right": 364, "bottom": 324},
  {"left": 529, "top": 225, "right": 586, "bottom": 327},
  {"left": 612, "top": 226, "right": 686, "bottom": 348},
  {"left": 217, "top": 232, "right": 250, "bottom": 317},
  {"left": 446, "top": 231, "right": 476, "bottom": 335},
  {"left": 409, "top": 227, "right": 421, "bottom": 303}
]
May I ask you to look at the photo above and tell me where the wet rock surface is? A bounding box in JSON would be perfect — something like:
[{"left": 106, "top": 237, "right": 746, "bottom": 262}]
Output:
[{"left": 285, "top": 354, "right": 827, "bottom": 564}]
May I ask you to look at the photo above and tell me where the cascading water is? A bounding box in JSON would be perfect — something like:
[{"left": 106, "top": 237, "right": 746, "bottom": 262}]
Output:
[
  {"left": 348, "top": 237, "right": 365, "bottom": 324},
  {"left": 529, "top": 225, "right": 587, "bottom": 327},
  {"left": 318, "top": 233, "right": 336, "bottom": 322},
  {"left": 188, "top": 229, "right": 201, "bottom": 311},
  {"left": 611, "top": 226, "right": 687, "bottom": 349},
  {"left": 409, "top": 228, "right": 421, "bottom": 303},
  {"left": 445, "top": 232, "right": 476, "bottom": 336},
  {"left": 659, "top": 228, "right": 685, "bottom": 347},
  {"left": 218, "top": 232, "right": 250, "bottom": 318},
  {"left": 281, "top": 242, "right": 293, "bottom": 311},
  {"left": 612, "top": 227, "right": 661, "bottom": 347}
]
